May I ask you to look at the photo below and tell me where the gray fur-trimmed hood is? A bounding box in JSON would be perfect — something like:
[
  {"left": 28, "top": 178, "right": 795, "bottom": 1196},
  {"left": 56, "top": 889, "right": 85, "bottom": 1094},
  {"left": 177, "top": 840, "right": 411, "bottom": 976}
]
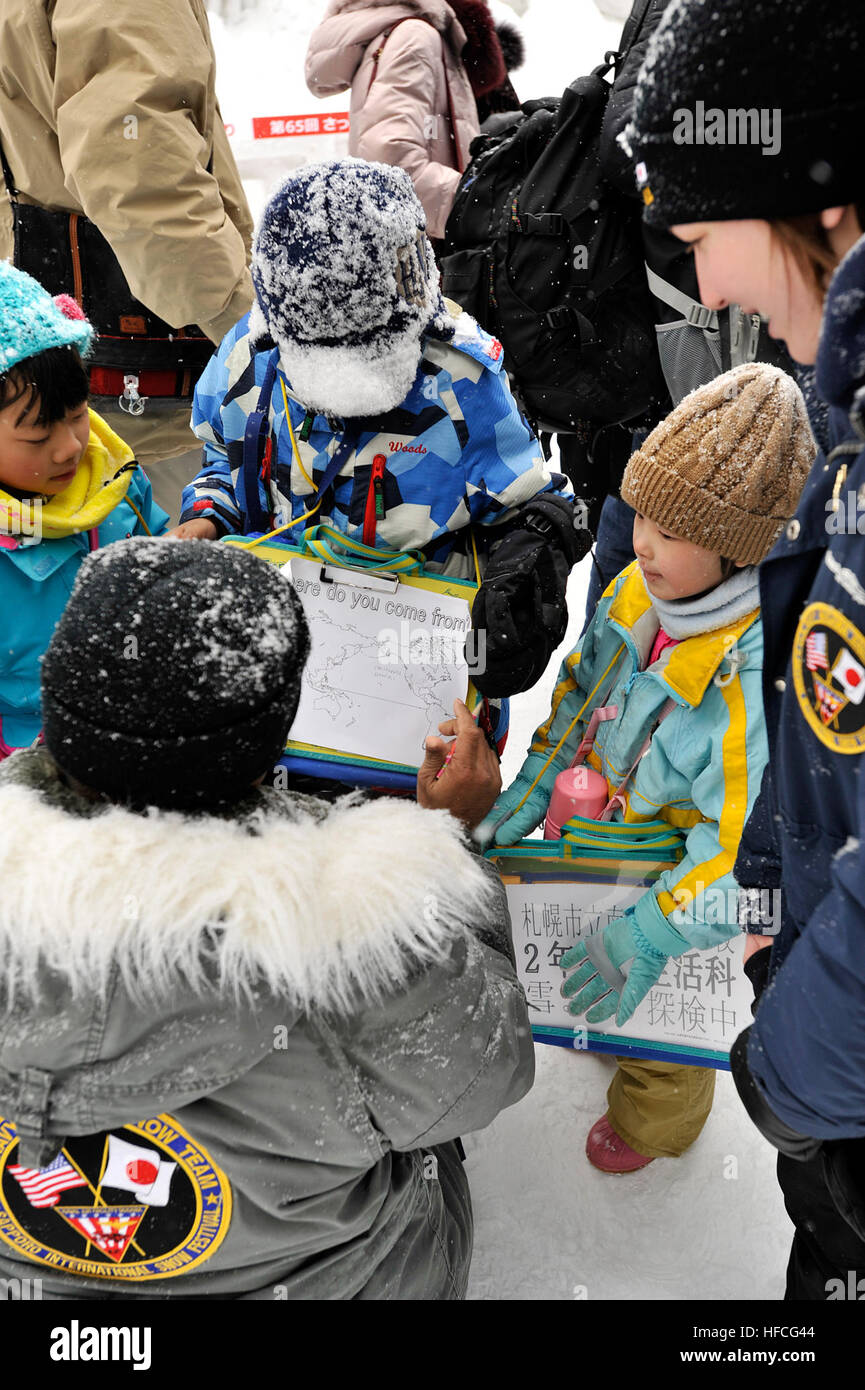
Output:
[{"left": 0, "top": 750, "right": 497, "bottom": 1016}]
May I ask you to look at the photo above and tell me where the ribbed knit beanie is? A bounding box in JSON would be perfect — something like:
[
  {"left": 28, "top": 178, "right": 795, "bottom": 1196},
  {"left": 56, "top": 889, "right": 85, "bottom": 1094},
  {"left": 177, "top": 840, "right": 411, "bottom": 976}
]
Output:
[
  {"left": 249, "top": 158, "right": 452, "bottom": 418},
  {"left": 42, "top": 539, "right": 310, "bottom": 812},
  {"left": 620, "top": 363, "right": 816, "bottom": 564},
  {"left": 0, "top": 261, "right": 92, "bottom": 375},
  {"left": 624, "top": 0, "right": 864, "bottom": 226}
]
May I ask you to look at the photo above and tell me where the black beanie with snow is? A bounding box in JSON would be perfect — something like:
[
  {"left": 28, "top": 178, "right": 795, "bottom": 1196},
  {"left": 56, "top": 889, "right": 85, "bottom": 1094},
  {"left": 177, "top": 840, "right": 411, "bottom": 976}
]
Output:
[
  {"left": 41, "top": 538, "right": 310, "bottom": 812},
  {"left": 626, "top": 0, "right": 865, "bottom": 226}
]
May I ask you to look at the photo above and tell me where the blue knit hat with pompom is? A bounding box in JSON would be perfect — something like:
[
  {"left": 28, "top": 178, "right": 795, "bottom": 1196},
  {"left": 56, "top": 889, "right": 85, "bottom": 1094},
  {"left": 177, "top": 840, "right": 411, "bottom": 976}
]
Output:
[{"left": 0, "top": 260, "right": 92, "bottom": 376}]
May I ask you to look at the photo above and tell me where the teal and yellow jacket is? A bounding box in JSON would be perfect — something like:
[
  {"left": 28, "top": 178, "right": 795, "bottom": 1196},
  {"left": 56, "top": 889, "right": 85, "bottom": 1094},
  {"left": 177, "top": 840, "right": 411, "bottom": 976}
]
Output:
[
  {"left": 494, "top": 561, "right": 768, "bottom": 954},
  {"left": 0, "top": 411, "right": 168, "bottom": 753}
]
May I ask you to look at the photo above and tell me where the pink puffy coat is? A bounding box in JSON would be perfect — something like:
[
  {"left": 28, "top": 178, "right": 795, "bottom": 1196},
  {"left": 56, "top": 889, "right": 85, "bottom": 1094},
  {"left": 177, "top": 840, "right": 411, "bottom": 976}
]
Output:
[{"left": 305, "top": 0, "right": 480, "bottom": 239}]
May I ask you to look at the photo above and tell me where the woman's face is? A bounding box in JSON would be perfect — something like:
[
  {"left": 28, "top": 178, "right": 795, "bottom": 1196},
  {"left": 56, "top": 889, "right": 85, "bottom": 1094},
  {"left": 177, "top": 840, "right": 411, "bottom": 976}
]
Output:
[{"left": 669, "top": 218, "right": 825, "bottom": 365}]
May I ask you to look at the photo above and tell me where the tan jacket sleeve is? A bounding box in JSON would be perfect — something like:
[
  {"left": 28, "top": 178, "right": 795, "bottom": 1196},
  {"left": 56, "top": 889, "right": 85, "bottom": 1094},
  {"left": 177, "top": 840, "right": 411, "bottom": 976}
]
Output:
[
  {"left": 358, "top": 19, "right": 461, "bottom": 241},
  {"left": 50, "top": 0, "right": 253, "bottom": 343}
]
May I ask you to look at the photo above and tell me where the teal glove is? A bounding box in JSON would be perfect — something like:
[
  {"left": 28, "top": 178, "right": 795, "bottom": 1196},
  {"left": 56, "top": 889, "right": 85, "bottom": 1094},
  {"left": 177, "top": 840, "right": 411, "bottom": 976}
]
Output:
[
  {"left": 560, "top": 912, "right": 669, "bottom": 1025},
  {"left": 475, "top": 760, "right": 558, "bottom": 848}
]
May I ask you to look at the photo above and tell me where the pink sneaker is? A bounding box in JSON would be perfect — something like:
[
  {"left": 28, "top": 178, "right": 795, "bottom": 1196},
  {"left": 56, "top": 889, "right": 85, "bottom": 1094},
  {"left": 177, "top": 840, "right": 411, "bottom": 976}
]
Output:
[{"left": 585, "top": 1116, "right": 654, "bottom": 1173}]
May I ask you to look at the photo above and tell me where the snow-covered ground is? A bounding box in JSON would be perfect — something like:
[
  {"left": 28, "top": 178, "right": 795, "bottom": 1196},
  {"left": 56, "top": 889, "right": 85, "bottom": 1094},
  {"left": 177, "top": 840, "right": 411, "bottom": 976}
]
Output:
[{"left": 207, "top": 0, "right": 795, "bottom": 1302}]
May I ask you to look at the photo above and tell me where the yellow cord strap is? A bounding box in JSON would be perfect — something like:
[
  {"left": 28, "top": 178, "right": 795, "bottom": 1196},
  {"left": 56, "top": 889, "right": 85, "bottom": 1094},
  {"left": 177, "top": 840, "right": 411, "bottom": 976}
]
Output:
[
  {"left": 280, "top": 377, "right": 316, "bottom": 490},
  {"left": 234, "top": 386, "right": 327, "bottom": 550},
  {"left": 125, "top": 493, "right": 152, "bottom": 537},
  {"left": 233, "top": 500, "right": 324, "bottom": 551},
  {"left": 507, "top": 642, "right": 627, "bottom": 820},
  {"left": 470, "top": 526, "right": 481, "bottom": 591}
]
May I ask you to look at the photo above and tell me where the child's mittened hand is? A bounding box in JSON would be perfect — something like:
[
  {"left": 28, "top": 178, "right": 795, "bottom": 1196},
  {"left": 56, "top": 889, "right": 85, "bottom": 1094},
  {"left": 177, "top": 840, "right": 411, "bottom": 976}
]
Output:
[
  {"left": 168, "top": 519, "right": 219, "bottom": 541},
  {"left": 560, "top": 915, "right": 668, "bottom": 1026},
  {"left": 476, "top": 771, "right": 551, "bottom": 848}
]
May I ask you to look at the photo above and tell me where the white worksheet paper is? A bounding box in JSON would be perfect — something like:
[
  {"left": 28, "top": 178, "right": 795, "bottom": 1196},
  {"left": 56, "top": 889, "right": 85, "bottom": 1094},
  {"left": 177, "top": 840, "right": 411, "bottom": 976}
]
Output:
[{"left": 286, "top": 556, "right": 472, "bottom": 767}]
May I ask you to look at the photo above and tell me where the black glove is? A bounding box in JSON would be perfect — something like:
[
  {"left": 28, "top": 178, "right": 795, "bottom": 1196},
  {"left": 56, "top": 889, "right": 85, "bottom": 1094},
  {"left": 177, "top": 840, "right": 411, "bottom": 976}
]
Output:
[
  {"left": 730, "top": 1027, "right": 822, "bottom": 1162},
  {"left": 469, "top": 494, "right": 592, "bottom": 698},
  {"left": 743, "top": 944, "right": 773, "bottom": 1012}
]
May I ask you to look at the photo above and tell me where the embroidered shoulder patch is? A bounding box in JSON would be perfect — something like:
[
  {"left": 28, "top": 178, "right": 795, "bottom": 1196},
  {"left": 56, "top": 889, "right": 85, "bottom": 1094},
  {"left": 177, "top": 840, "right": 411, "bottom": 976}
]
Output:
[
  {"left": 0, "top": 1114, "right": 231, "bottom": 1281},
  {"left": 792, "top": 602, "right": 865, "bottom": 753},
  {"left": 448, "top": 311, "right": 505, "bottom": 370}
]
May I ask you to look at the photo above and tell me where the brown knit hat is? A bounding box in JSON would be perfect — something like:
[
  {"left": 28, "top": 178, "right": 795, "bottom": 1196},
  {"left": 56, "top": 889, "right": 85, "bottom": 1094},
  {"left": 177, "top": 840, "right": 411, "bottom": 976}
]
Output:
[{"left": 620, "top": 364, "right": 816, "bottom": 565}]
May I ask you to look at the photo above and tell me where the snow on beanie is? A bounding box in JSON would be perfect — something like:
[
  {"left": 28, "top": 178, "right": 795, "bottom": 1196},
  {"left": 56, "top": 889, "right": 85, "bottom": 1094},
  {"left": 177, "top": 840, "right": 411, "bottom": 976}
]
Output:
[
  {"left": 41, "top": 538, "right": 310, "bottom": 812},
  {"left": 0, "top": 261, "right": 92, "bottom": 375},
  {"left": 620, "top": 363, "right": 816, "bottom": 565},
  {"left": 249, "top": 157, "right": 452, "bottom": 418},
  {"left": 624, "top": 0, "right": 865, "bottom": 226}
]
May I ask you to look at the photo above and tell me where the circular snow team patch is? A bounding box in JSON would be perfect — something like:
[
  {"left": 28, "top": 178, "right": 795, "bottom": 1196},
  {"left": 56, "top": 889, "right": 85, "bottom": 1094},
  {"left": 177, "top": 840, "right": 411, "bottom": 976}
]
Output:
[
  {"left": 0, "top": 1114, "right": 231, "bottom": 1281},
  {"left": 793, "top": 602, "right": 865, "bottom": 753}
]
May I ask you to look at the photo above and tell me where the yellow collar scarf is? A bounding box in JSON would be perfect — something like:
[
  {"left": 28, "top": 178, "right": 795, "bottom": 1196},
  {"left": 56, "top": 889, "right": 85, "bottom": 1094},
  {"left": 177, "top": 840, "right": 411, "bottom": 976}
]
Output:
[{"left": 0, "top": 410, "right": 135, "bottom": 541}]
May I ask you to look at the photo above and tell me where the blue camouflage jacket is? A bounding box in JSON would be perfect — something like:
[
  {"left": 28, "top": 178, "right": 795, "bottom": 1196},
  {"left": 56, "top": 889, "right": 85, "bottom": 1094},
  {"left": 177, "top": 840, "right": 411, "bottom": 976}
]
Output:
[
  {"left": 737, "top": 233, "right": 865, "bottom": 1141},
  {"left": 180, "top": 307, "right": 572, "bottom": 578}
]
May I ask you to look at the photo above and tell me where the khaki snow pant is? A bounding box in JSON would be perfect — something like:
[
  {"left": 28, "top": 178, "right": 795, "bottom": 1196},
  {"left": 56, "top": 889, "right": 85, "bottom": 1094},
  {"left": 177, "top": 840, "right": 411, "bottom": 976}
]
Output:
[{"left": 606, "top": 1056, "right": 715, "bottom": 1159}]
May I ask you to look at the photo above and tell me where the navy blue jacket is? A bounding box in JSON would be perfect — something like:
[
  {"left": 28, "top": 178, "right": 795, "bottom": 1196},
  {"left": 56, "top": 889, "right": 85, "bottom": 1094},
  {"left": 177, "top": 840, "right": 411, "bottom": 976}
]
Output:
[{"left": 736, "top": 234, "right": 865, "bottom": 1141}]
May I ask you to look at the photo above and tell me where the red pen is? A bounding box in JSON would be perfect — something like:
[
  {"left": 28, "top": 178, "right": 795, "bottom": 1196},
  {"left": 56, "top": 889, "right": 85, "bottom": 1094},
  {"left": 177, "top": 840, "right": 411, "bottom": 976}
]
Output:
[
  {"left": 432, "top": 701, "right": 483, "bottom": 779},
  {"left": 434, "top": 744, "right": 456, "bottom": 781}
]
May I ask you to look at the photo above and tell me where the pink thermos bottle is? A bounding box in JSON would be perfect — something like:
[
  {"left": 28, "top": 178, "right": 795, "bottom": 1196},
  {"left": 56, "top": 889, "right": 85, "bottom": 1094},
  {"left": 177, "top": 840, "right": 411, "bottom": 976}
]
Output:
[
  {"left": 543, "top": 705, "right": 617, "bottom": 838},
  {"left": 544, "top": 765, "right": 610, "bottom": 837}
]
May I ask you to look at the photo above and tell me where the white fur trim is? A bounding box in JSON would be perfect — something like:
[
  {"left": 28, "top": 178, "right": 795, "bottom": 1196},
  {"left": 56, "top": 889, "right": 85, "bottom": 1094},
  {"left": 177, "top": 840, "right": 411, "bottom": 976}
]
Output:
[
  {"left": 0, "top": 787, "right": 496, "bottom": 1012},
  {"left": 278, "top": 328, "right": 423, "bottom": 416},
  {"left": 248, "top": 298, "right": 270, "bottom": 346}
]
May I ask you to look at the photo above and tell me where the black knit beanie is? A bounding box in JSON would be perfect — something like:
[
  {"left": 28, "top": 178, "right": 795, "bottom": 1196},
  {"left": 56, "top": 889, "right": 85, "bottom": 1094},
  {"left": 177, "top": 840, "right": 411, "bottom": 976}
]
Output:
[
  {"left": 626, "top": 0, "right": 865, "bottom": 226},
  {"left": 41, "top": 538, "right": 310, "bottom": 812}
]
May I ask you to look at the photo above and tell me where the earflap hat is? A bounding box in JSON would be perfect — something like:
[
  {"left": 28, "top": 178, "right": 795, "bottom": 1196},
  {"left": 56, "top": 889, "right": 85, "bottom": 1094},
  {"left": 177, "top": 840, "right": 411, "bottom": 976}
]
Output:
[{"left": 249, "top": 158, "right": 452, "bottom": 417}]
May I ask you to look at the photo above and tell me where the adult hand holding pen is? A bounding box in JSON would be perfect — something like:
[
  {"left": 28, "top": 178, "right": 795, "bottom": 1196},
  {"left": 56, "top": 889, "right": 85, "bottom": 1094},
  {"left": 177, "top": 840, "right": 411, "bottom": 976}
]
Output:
[{"left": 417, "top": 699, "right": 501, "bottom": 831}]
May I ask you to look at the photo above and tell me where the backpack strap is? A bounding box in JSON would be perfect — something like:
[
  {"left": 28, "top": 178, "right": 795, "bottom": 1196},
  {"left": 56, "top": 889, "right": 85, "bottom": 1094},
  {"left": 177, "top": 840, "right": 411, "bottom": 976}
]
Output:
[
  {"left": 242, "top": 348, "right": 280, "bottom": 534},
  {"left": 367, "top": 18, "right": 464, "bottom": 171},
  {"left": 367, "top": 18, "right": 423, "bottom": 94},
  {"left": 599, "top": 696, "right": 677, "bottom": 821},
  {"left": 606, "top": 0, "right": 657, "bottom": 78},
  {"left": 645, "top": 264, "right": 719, "bottom": 331}
]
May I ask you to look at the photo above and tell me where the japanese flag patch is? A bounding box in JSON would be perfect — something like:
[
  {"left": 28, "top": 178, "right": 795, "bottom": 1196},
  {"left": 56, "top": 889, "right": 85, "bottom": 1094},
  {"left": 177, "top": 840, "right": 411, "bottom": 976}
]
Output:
[{"left": 793, "top": 603, "right": 865, "bottom": 752}]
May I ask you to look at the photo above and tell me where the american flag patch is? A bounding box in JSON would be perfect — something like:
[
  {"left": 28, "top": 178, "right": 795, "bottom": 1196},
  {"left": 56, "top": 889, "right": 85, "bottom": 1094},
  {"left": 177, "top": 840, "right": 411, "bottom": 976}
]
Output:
[
  {"left": 805, "top": 630, "right": 828, "bottom": 670},
  {"left": 8, "top": 1154, "right": 84, "bottom": 1208}
]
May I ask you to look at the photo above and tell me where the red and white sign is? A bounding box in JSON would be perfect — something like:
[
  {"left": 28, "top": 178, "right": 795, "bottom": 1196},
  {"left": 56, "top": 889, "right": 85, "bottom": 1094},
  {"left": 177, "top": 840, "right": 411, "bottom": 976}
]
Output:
[
  {"left": 831, "top": 647, "right": 865, "bottom": 704},
  {"left": 252, "top": 112, "right": 350, "bottom": 140}
]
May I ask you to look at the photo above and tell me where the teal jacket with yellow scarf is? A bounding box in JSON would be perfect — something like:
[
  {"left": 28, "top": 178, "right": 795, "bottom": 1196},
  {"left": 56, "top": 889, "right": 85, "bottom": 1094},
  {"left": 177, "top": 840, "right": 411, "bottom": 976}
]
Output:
[{"left": 0, "top": 410, "right": 168, "bottom": 752}]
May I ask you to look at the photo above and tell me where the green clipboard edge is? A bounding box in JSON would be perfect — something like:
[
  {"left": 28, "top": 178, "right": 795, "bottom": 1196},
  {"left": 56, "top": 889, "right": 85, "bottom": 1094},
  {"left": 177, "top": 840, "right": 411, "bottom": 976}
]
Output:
[
  {"left": 486, "top": 846, "right": 732, "bottom": 1071},
  {"left": 225, "top": 534, "right": 480, "bottom": 774}
]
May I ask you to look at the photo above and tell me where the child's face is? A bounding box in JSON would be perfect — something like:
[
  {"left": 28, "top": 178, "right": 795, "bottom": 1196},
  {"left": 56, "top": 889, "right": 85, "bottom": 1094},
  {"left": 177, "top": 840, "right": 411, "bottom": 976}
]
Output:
[
  {"left": 633, "top": 513, "right": 726, "bottom": 600},
  {"left": 0, "top": 394, "right": 90, "bottom": 497}
]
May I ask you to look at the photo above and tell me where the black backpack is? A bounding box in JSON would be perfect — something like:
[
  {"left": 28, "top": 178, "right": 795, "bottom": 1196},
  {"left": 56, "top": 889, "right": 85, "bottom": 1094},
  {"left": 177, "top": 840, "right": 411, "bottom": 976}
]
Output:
[{"left": 440, "top": 55, "right": 666, "bottom": 436}]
